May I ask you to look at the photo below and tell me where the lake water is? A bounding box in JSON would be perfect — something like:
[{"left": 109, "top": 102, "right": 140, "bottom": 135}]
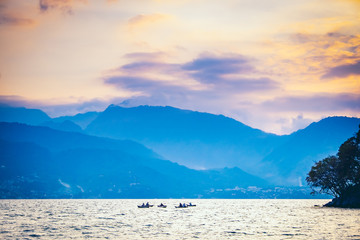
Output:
[{"left": 0, "top": 199, "right": 359, "bottom": 239}]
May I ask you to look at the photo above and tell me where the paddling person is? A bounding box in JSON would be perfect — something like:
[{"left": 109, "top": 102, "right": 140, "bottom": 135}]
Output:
[{"left": 146, "top": 202, "right": 149, "bottom": 207}]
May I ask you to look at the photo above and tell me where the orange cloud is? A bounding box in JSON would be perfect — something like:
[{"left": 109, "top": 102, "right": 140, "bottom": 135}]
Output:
[
  {"left": 261, "top": 32, "right": 360, "bottom": 83},
  {"left": 0, "top": 1, "right": 36, "bottom": 27},
  {"left": 0, "top": 13, "right": 36, "bottom": 27},
  {"left": 344, "top": 0, "right": 360, "bottom": 6},
  {"left": 39, "top": 0, "right": 87, "bottom": 14},
  {"left": 290, "top": 32, "right": 360, "bottom": 73},
  {"left": 127, "top": 13, "right": 172, "bottom": 29}
]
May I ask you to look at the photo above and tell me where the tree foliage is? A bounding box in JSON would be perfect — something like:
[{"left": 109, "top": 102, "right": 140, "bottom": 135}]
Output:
[{"left": 306, "top": 126, "right": 360, "bottom": 197}]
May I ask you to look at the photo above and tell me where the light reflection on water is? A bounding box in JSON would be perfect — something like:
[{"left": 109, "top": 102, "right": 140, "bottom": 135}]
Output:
[{"left": 0, "top": 199, "right": 359, "bottom": 239}]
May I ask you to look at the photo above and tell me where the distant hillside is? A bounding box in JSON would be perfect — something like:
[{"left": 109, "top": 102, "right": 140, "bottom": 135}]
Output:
[
  {"left": 0, "top": 106, "right": 50, "bottom": 125},
  {"left": 2, "top": 104, "right": 359, "bottom": 188},
  {"left": 40, "top": 120, "right": 83, "bottom": 133},
  {"left": 261, "top": 116, "right": 360, "bottom": 185},
  {"left": 53, "top": 111, "right": 99, "bottom": 129},
  {"left": 85, "top": 105, "right": 360, "bottom": 186},
  {"left": 0, "top": 105, "right": 85, "bottom": 133},
  {"left": 86, "top": 105, "right": 286, "bottom": 172},
  {"left": 0, "top": 122, "right": 269, "bottom": 198},
  {"left": 0, "top": 122, "right": 156, "bottom": 158}
]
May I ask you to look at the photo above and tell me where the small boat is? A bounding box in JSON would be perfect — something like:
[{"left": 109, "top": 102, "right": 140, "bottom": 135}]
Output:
[
  {"left": 138, "top": 205, "right": 150, "bottom": 208},
  {"left": 138, "top": 202, "right": 153, "bottom": 208},
  {"left": 175, "top": 203, "right": 188, "bottom": 208},
  {"left": 157, "top": 203, "right": 167, "bottom": 208}
]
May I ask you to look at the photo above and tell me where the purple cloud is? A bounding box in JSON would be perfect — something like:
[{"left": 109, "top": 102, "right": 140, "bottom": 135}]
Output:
[
  {"left": 219, "top": 77, "right": 279, "bottom": 92},
  {"left": 39, "top": 0, "right": 86, "bottom": 14},
  {"left": 104, "top": 52, "right": 276, "bottom": 96},
  {"left": 182, "top": 55, "right": 254, "bottom": 83},
  {"left": 105, "top": 76, "right": 180, "bottom": 92},
  {"left": 0, "top": 2, "right": 34, "bottom": 26},
  {"left": 0, "top": 15, "right": 33, "bottom": 26},
  {"left": 262, "top": 93, "right": 360, "bottom": 112},
  {"left": 322, "top": 60, "right": 360, "bottom": 79},
  {"left": 39, "top": 0, "right": 71, "bottom": 14},
  {"left": 120, "top": 61, "right": 180, "bottom": 75}
]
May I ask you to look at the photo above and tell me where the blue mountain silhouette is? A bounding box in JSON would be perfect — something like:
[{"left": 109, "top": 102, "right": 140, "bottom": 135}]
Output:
[
  {"left": 1, "top": 104, "right": 359, "bottom": 198},
  {"left": 0, "top": 122, "right": 267, "bottom": 198},
  {"left": 86, "top": 105, "right": 286, "bottom": 172},
  {"left": 0, "top": 105, "right": 50, "bottom": 125},
  {"left": 85, "top": 105, "right": 360, "bottom": 185}
]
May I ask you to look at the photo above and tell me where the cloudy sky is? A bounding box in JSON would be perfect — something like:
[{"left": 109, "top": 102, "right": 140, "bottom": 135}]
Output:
[{"left": 0, "top": 0, "right": 359, "bottom": 134}]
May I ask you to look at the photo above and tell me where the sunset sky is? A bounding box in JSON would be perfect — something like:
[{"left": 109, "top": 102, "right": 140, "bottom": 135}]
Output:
[{"left": 0, "top": 0, "right": 359, "bottom": 134}]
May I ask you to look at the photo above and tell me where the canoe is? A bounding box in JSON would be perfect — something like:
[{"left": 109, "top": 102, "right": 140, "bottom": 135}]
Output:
[{"left": 138, "top": 205, "right": 150, "bottom": 208}]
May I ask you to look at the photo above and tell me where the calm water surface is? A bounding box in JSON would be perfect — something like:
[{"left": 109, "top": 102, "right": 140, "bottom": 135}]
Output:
[{"left": 0, "top": 199, "right": 359, "bottom": 239}]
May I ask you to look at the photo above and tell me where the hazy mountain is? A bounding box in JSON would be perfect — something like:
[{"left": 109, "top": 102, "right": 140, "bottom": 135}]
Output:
[
  {"left": 40, "top": 120, "right": 83, "bottom": 133},
  {"left": 53, "top": 111, "right": 99, "bottom": 129},
  {"left": 86, "top": 105, "right": 286, "bottom": 172},
  {"left": 0, "top": 122, "right": 156, "bottom": 158},
  {"left": 0, "top": 122, "right": 269, "bottom": 198},
  {"left": 0, "top": 139, "right": 51, "bottom": 181},
  {"left": 261, "top": 116, "right": 360, "bottom": 185},
  {"left": 0, "top": 105, "right": 96, "bottom": 133},
  {"left": 2, "top": 104, "right": 359, "bottom": 194},
  {"left": 0, "top": 105, "right": 51, "bottom": 125},
  {"left": 85, "top": 105, "right": 360, "bottom": 186},
  {"left": 0, "top": 105, "right": 83, "bottom": 134}
]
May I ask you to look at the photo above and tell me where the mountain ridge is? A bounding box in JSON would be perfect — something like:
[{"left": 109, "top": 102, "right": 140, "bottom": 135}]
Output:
[
  {"left": 261, "top": 116, "right": 360, "bottom": 185},
  {"left": 85, "top": 105, "right": 286, "bottom": 172},
  {"left": 0, "top": 105, "right": 51, "bottom": 125},
  {"left": 85, "top": 105, "right": 360, "bottom": 185},
  {"left": 0, "top": 122, "right": 270, "bottom": 198},
  {"left": 1, "top": 104, "right": 359, "bottom": 188}
]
